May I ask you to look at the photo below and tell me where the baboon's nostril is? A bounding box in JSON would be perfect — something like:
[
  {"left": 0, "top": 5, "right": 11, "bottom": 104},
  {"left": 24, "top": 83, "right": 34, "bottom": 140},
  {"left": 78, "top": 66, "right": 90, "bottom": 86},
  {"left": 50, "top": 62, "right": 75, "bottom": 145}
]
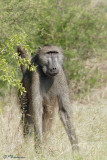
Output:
[
  {"left": 50, "top": 68, "right": 57, "bottom": 73},
  {"left": 53, "top": 68, "right": 56, "bottom": 70}
]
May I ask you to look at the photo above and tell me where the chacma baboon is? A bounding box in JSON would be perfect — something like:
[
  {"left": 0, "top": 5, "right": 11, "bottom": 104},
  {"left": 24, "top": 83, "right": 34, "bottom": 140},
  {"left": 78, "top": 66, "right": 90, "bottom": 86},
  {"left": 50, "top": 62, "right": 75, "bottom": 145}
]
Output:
[{"left": 17, "top": 45, "right": 79, "bottom": 151}]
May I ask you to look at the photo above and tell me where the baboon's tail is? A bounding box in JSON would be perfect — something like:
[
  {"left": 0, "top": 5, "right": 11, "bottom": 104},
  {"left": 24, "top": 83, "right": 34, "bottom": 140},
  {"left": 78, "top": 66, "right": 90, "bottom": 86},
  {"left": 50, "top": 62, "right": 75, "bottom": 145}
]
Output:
[{"left": 17, "top": 46, "right": 31, "bottom": 75}]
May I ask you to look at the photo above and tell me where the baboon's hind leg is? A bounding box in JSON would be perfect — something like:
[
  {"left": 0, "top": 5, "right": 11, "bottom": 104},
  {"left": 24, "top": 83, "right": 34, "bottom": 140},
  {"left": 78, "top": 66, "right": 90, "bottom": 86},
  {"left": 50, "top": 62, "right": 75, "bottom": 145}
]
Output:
[
  {"left": 19, "top": 92, "right": 34, "bottom": 137},
  {"left": 22, "top": 113, "right": 34, "bottom": 137}
]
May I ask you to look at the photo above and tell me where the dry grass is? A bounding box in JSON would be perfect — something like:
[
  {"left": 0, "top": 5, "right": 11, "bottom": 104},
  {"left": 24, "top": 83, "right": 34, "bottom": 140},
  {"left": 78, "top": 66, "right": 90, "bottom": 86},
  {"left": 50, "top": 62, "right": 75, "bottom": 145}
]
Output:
[{"left": 0, "top": 85, "right": 107, "bottom": 160}]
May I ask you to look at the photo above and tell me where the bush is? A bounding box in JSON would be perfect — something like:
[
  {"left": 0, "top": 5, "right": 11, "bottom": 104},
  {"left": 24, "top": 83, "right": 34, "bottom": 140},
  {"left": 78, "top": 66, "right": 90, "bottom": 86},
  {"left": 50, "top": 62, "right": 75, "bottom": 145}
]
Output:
[{"left": 0, "top": 33, "right": 36, "bottom": 95}]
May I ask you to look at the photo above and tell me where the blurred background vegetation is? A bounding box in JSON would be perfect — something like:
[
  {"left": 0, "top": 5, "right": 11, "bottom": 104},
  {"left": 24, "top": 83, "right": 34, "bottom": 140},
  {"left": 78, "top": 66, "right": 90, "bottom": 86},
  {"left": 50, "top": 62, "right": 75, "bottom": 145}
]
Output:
[{"left": 0, "top": 0, "right": 107, "bottom": 98}]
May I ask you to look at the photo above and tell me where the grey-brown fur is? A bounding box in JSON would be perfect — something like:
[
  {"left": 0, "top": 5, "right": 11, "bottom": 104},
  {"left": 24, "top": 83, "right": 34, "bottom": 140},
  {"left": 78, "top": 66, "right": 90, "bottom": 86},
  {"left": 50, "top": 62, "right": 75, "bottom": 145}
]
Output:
[{"left": 18, "top": 45, "right": 79, "bottom": 151}]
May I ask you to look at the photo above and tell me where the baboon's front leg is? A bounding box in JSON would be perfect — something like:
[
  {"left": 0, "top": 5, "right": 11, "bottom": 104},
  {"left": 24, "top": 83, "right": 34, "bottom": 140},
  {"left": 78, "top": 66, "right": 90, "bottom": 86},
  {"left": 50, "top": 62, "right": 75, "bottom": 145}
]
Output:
[
  {"left": 31, "top": 72, "right": 43, "bottom": 142},
  {"left": 33, "top": 101, "right": 43, "bottom": 142},
  {"left": 58, "top": 95, "right": 79, "bottom": 151}
]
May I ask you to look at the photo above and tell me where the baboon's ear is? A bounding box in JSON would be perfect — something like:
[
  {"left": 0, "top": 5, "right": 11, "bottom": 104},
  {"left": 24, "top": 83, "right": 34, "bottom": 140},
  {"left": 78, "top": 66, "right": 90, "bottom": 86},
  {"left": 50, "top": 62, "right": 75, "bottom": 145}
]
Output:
[{"left": 36, "top": 46, "right": 42, "bottom": 54}]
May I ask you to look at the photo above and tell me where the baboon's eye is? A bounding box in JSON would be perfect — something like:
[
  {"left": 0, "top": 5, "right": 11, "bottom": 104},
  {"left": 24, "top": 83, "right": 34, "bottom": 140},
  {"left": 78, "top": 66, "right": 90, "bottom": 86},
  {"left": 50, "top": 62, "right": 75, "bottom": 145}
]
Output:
[{"left": 46, "top": 51, "right": 58, "bottom": 54}]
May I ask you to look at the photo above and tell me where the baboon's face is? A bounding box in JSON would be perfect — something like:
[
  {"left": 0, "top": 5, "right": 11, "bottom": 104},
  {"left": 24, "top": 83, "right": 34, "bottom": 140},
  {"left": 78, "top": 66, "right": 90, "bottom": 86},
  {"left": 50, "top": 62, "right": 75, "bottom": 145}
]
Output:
[{"left": 38, "top": 46, "right": 64, "bottom": 77}]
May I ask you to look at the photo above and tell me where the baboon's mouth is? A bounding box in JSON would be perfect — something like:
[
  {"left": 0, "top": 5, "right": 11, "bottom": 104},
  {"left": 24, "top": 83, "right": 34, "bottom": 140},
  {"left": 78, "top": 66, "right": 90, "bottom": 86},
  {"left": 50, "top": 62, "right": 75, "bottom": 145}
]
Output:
[{"left": 48, "top": 72, "right": 58, "bottom": 77}]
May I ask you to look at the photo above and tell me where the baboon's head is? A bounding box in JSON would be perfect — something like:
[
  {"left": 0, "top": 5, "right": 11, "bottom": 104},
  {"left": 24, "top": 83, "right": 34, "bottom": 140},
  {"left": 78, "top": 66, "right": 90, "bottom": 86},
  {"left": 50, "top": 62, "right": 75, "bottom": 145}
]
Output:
[{"left": 37, "top": 45, "right": 64, "bottom": 77}]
